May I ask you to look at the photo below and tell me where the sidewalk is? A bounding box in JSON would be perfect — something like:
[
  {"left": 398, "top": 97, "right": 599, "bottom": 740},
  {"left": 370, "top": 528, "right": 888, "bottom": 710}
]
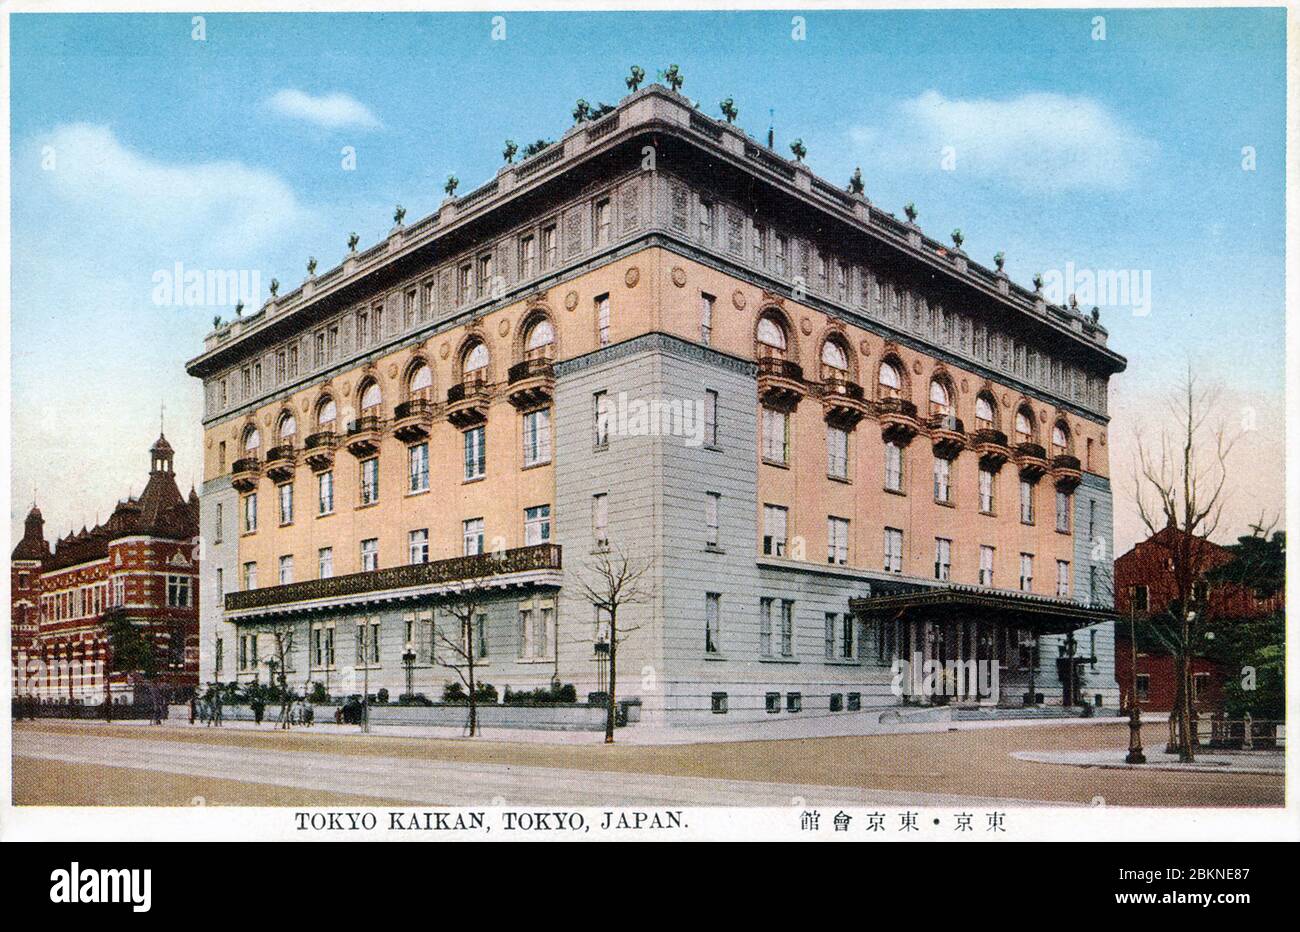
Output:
[
  {"left": 1010, "top": 748, "right": 1285, "bottom": 774},
  {"left": 24, "top": 707, "right": 1140, "bottom": 746}
]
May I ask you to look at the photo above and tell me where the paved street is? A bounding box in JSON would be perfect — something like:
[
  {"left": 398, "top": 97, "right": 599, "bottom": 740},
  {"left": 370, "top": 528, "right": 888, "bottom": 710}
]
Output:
[{"left": 12, "top": 719, "right": 1284, "bottom": 807}]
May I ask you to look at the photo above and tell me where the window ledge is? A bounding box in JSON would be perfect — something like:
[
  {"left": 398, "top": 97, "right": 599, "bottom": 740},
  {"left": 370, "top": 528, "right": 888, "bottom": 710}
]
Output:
[
  {"left": 703, "top": 652, "right": 728, "bottom": 661},
  {"left": 935, "top": 499, "right": 955, "bottom": 509},
  {"left": 761, "top": 458, "right": 791, "bottom": 470},
  {"left": 704, "top": 545, "right": 726, "bottom": 555},
  {"left": 406, "top": 488, "right": 430, "bottom": 497},
  {"left": 759, "top": 656, "right": 800, "bottom": 664},
  {"left": 823, "top": 658, "right": 862, "bottom": 666},
  {"left": 357, "top": 501, "right": 379, "bottom": 510},
  {"left": 883, "top": 487, "right": 906, "bottom": 497},
  {"left": 521, "top": 460, "right": 552, "bottom": 471},
  {"left": 462, "top": 475, "right": 486, "bottom": 485},
  {"left": 827, "top": 474, "right": 852, "bottom": 484}
]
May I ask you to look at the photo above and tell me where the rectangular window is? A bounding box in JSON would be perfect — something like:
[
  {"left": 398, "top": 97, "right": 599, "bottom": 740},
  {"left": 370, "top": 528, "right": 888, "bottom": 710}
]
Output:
[
  {"left": 593, "top": 391, "right": 610, "bottom": 448},
  {"left": 475, "top": 254, "right": 493, "bottom": 298},
  {"left": 1056, "top": 490, "right": 1072, "bottom": 533},
  {"left": 932, "top": 537, "right": 953, "bottom": 581},
  {"left": 705, "top": 492, "right": 721, "bottom": 549},
  {"left": 753, "top": 223, "right": 766, "bottom": 266},
  {"left": 519, "top": 607, "right": 551, "bottom": 660},
  {"left": 596, "top": 294, "right": 611, "bottom": 347},
  {"left": 933, "top": 457, "right": 951, "bottom": 503},
  {"left": 761, "top": 408, "right": 789, "bottom": 464},
  {"left": 1136, "top": 674, "right": 1150, "bottom": 702},
  {"left": 1020, "top": 479, "right": 1035, "bottom": 524},
  {"left": 463, "top": 518, "right": 485, "bottom": 556},
  {"left": 979, "top": 545, "right": 995, "bottom": 586},
  {"left": 519, "top": 234, "right": 536, "bottom": 278},
  {"left": 786, "top": 692, "right": 802, "bottom": 713},
  {"left": 594, "top": 198, "right": 612, "bottom": 247},
  {"left": 884, "top": 443, "right": 903, "bottom": 492},
  {"left": 541, "top": 224, "right": 557, "bottom": 268},
  {"left": 699, "top": 199, "right": 713, "bottom": 242},
  {"left": 827, "top": 426, "right": 848, "bottom": 479},
  {"left": 318, "top": 547, "right": 333, "bottom": 579},
  {"left": 278, "top": 555, "right": 294, "bottom": 585},
  {"left": 779, "top": 600, "right": 795, "bottom": 657},
  {"left": 524, "top": 505, "right": 552, "bottom": 546},
  {"left": 1020, "top": 553, "right": 1034, "bottom": 593},
  {"left": 166, "top": 575, "right": 192, "bottom": 608},
  {"left": 463, "top": 426, "right": 486, "bottom": 480},
  {"left": 360, "top": 539, "right": 379, "bottom": 572},
  {"left": 359, "top": 457, "right": 379, "bottom": 505},
  {"left": 318, "top": 471, "right": 334, "bottom": 515},
  {"left": 356, "top": 308, "right": 370, "bottom": 346},
  {"left": 759, "top": 598, "right": 773, "bottom": 657},
  {"left": 1089, "top": 566, "right": 1099, "bottom": 604},
  {"left": 242, "top": 493, "right": 258, "bottom": 533},
  {"left": 699, "top": 292, "right": 715, "bottom": 345},
  {"left": 775, "top": 234, "right": 789, "bottom": 276},
  {"left": 763, "top": 504, "right": 789, "bottom": 557},
  {"left": 1056, "top": 560, "right": 1071, "bottom": 597},
  {"left": 408, "top": 443, "right": 429, "bottom": 492},
  {"left": 704, "top": 389, "right": 719, "bottom": 447},
  {"left": 215, "top": 568, "right": 223, "bottom": 601},
  {"left": 214, "top": 502, "right": 223, "bottom": 543},
  {"left": 215, "top": 638, "right": 224, "bottom": 674},
  {"left": 825, "top": 613, "right": 855, "bottom": 660},
  {"left": 884, "top": 527, "right": 904, "bottom": 574},
  {"left": 217, "top": 441, "right": 226, "bottom": 473},
  {"left": 403, "top": 289, "right": 417, "bottom": 329},
  {"left": 277, "top": 483, "right": 293, "bottom": 525},
  {"left": 1132, "top": 584, "right": 1149, "bottom": 613},
  {"left": 522, "top": 409, "right": 552, "bottom": 466},
  {"left": 828, "top": 516, "right": 850, "bottom": 565},
  {"left": 242, "top": 562, "right": 257, "bottom": 591},
  {"left": 592, "top": 493, "right": 609, "bottom": 549},
  {"left": 408, "top": 529, "right": 429, "bottom": 565},
  {"left": 458, "top": 264, "right": 472, "bottom": 304},
  {"left": 705, "top": 592, "right": 721, "bottom": 654},
  {"left": 979, "top": 468, "right": 995, "bottom": 513}
]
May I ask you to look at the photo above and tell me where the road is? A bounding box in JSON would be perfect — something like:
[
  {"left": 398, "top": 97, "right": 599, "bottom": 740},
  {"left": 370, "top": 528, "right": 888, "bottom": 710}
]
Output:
[{"left": 11, "top": 720, "right": 1285, "bottom": 807}]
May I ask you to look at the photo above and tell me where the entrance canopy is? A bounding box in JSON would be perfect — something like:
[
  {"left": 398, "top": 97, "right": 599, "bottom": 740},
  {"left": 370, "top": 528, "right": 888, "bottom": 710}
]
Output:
[{"left": 849, "top": 584, "right": 1117, "bottom": 636}]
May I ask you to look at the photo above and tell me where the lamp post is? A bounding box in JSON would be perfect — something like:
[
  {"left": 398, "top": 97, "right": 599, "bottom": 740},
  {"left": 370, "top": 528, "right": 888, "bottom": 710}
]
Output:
[
  {"left": 402, "top": 644, "right": 416, "bottom": 700},
  {"left": 1126, "top": 600, "right": 1145, "bottom": 763}
]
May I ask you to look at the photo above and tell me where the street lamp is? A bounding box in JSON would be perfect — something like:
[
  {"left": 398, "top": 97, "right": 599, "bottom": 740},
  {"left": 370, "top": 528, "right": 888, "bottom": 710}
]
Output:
[
  {"left": 1126, "top": 600, "right": 1146, "bottom": 764},
  {"left": 402, "top": 643, "right": 417, "bottom": 700}
]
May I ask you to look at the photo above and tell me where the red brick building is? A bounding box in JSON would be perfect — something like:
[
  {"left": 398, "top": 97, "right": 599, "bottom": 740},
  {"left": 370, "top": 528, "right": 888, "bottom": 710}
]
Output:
[
  {"left": 10, "top": 433, "right": 201, "bottom": 703},
  {"left": 1113, "top": 526, "right": 1282, "bottom": 712}
]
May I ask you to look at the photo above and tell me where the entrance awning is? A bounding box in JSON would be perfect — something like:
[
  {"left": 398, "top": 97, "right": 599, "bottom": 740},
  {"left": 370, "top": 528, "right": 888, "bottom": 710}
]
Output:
[{"left": 849, "top": 584, "right": 1117, "bottom": 636}]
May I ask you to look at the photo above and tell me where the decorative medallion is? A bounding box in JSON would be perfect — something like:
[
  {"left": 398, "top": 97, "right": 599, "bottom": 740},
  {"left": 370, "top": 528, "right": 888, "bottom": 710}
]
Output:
[
  {"left": 565, "top": 290, "right": 579, "bottom": 311},
  {"left": 858, "top": 339, "right": 871, "bottom": 356},
  {"left": 498, "top": 318, "right": 511, "bottom": 338},
  {"left": 262, "top": 414, "right": 271, "bottom": 427},
  {"left": 625, "top": 267, "right": 640, "bottom": 288},
  {"left": 300, "top": 398, "right": 309, "bottom": 412},
  {"left": 912, "top": 360, "right": 922, "bottom": 375},
  {"left": 732, "top": 290, "right": 746, "bottom": 311},
  {"left": 439, "top": 342, "right": 451, "bottom": 360},
  {"left": 800, "top": 317, "right": 813, "bottom": 336},
  {"left": 961, "top": 378, "right": 969, "bottom": 393},
  {"left": 387, "top": 363, "right": 398, "bottom": 379},
  {"left": 671, "top": 266, "right": 687, "bottom": 288},
  {"left": 1002, "top": 393, "right": 1010, "bottom": 406}
]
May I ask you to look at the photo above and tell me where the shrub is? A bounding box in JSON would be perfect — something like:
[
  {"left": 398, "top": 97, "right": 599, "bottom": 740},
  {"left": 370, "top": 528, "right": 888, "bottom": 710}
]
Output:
[
  {"left": 308, "top": 682, "right": 330, "bottom": 704},
  {"left": 376, "top": 688, "right": 390, "bottom": 705},
  {"left": 443, "top": 682, "right": 466, "bottom": 703},
  {"left": 503, "top": 682, "right": 578, "bottom": 706}
]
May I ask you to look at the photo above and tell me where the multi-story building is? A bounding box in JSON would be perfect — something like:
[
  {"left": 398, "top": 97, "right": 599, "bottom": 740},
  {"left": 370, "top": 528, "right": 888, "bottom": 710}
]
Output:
[
  {"left": 185, "top": 83, "right": 1125, "bottom": 723},
  {"left": 10, "top": 434, "right": 201, "bottom": 702},
  {"left": 1113, "top": 526, "right": 1283, "bottom": 712}
]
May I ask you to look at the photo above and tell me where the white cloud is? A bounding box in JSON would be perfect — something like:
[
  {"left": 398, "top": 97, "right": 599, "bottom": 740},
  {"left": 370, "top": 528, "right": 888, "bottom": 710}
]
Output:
[
  {"left": 264, "top": 89, "right": 381, "bottom": 130},
  {"left": 23, "top": 122, "right": 308, "bottom": 259},
  {"left": 851, "top": 90, "right": 1157, "bottom": 193}
]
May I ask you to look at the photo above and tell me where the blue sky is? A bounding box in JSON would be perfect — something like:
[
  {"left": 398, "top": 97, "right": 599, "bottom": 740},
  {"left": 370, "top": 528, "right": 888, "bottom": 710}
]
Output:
[{"left": 9, "top": 9, "right": 1287, "bottom": 552}]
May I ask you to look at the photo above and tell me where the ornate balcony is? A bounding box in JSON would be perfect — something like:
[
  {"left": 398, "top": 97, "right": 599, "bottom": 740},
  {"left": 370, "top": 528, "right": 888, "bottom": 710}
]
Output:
[
  {"left": 876, "top": 396, "right": 920, "bottom": 445},
  {"left": 928, "top": 414, "right": 966, "bottom": 460},
  {"left": 392, "top": 399, "right": 433, "bottom": 442},
  {"left": 757, "top": 357, "right": 805, "bottom": 412},
  {"left": 1052, "top": 453, "right": 1083, "bottom": 491},
  {"left": 446, "top": 380, "right": 492, "bottom": 428},
  {"left": 971, "top": 428, "right": 1010, "bottom": 471},
  {"left": 230, "top": 457, "right": 261, "bottom": 492},
  {"left": 507, "top": 359, "right": 555, "bottom": 410},
  {"left": 819, "top": 376, "right": 869, "bottom": 430},
  {"left": 1015, "top": 441, "right": 1050, "bottom": 481},
  {"left": 345, "top": 414, "right": 384, "bottom": 457},
  {"left": 303, "top": 431, "right": 337, "bottom": 472},
  {"left": 264, "top": 445, "right": 297, "bottom": 482},
  {"left": 224, "top": 543, "right": 563, "bottom": 614}
]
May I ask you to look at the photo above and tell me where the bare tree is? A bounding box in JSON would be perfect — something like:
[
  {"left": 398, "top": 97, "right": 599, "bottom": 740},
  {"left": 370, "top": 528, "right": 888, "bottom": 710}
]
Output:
[
  {"left": 576, "top": 547, "right": 652, "bottom": 744},
  {"left": 433, "top": 578, "right": 492, "bottom": 737},
  {"left": 262, "top": 618, "right": 298, "bottom": 729},
  {"left": 1131, "top": 366, "right": 1236, "bottom": 761}
]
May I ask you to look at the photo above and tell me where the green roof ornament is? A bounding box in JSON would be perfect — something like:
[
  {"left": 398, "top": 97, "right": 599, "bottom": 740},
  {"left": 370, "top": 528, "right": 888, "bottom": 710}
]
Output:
[
  {"left": 444, "top": 174, "right": 459, "bottom": 197},
  {"left": 269, "top": 278, "right": 279, "bottom": 297},
  {"left": 1033, "top": 273, "right": 1044, "bottom": 292},
  {"left": 994, "top": 251, "right": 1005, "bottom": 272},
  {"left": 847, "top": 167, "right": 864, "bottom": 196},
  {"left": 951, "top": 229, "right": 964, "bottom": 250},
  {"left": 720, "top": 98, "right": 738, "bottom": 124},
  {"left": 626, "top": 65, "right": 645, "bottom": 93},
  {"left": 348, "top": 232, "right": 359, "bottom": 252},
  {"left": 904, "top": 202, "right": 918, "bottom": 223},
  {"left": 393, "top": 204, "right": 406, "bottom": 226},
  {"left": 572, "top": 98, "right": 591, "bottom": 123},
  {"left": 789, "top": 138, "right": 807, "bottom": 162},
  {"left": 503, "top": 139, "right": 518, "bottom": 163},
  {"left": 662, "top": 64, "right": 683, "bottom": 93},
  {"left": 306, "top": 257, "right": 317, "bottom": 277}
]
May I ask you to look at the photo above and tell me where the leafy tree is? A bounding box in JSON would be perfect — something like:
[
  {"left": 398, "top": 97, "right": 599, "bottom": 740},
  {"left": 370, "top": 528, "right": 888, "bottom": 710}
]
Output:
[{"left": 104, "top": 610, "right": 162, "bottom": 723}]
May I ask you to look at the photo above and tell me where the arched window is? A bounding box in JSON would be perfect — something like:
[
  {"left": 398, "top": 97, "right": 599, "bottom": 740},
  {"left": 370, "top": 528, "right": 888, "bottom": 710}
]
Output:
[
  {"left": 756, "top": 316, "right": 787, "bottom": 353},
  {"left": 317, "top": 398, "right": 336, "bottom": 427},
  {"left": 242, "top": 426, "right": 260, "bottom": 452},
  {"left": 878, "top": 361, "right": 902, "bottom": 398},
  {"left": 360, "top": 380, "right": 382, "bottom": 411},
  {"left": 821, "top": 340, "right": 848, "bottom": 371},
  {"left": 975, "top": 394, "right": 995, "bottom": 430},
  {"left": 277, "top": 413, "right": 297, "bottom": 441},
  {"left": 929, "top": 379, "right": 951, "bottom": 417},
  {"left": 408, "top": 363, "right": 432, "bottom": 397},
  {"left": 463, "top": 341, "right": 490, "bottom": 377},
  {"left": 1015, "top": 407, "right": 1034, "bottom": 442},
  {"left": 525, "top": 319, "right": 555, "bottom": 354},
  {"left": 1052, "top": 422, "right": 1069, "bottom": 452}
]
